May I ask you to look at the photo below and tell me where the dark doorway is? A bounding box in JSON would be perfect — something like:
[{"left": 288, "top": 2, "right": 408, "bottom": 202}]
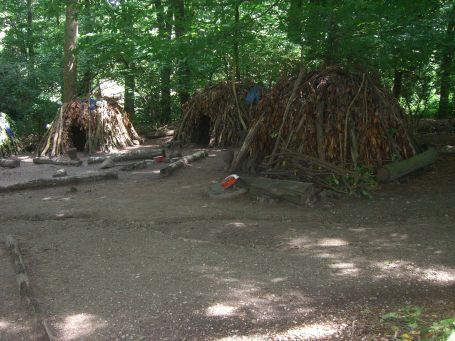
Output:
[
  {"left": 193, "top": 115, "right": 211, "bottom": 145},
  {"left": 70, "top": 125, "right": 86, "bottom": 152}
]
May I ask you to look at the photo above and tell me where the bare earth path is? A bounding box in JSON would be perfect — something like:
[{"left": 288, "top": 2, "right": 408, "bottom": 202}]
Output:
[{"left": 0, "top": 149, "right": 454, "bottom": 340}]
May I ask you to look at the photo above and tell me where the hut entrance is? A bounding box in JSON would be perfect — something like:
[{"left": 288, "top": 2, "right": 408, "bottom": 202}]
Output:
[
  {"left": 193, "top": 115, "right": 211, "bottom": 145},
  {"left": 70, "top": 124, "right": 86, "bottom": 151}
]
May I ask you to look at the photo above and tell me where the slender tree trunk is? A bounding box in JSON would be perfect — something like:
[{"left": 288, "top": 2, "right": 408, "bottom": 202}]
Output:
[
  {"left": 63, "top": 0, "right": 79, "bottom": 103},
  {"left": 438, "top": 6, "right": 455, "bottom": 118},
  {"left": 287, "top": 0, "right": 304, "bottom": 45},
  {"left": 155, "top": 0, "right": 172, "bottom": 122},
  {"left": 324, "top": 9, "right": 338, "bottom": 65},
  {"left": 172, "top": 0, "right": 190, "bottom": 106},
  {"left": 233, "top": 0, "right": 241, "bottom": 81},
  {"left": 124, "top": 63, "right": 136, "bottom": 116},
  {"left": 26, "top": 0, "right": 34, "bottom": 59},
  {"left": 78, "top": 0, "right": 94, "bottom": 97},
  {"left": 393, "top": 69, "right": 402, "bottom": 99}
]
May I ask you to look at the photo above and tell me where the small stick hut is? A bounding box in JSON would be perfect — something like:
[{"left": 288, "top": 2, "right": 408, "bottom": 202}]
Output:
[
  {"left": 0, "top": 112, "right": 20, "bottom": 157},
  {"left": 39, "top": 98, "right": 141, "bottom": 157},
  {"left": 175, "top": 81, "right": 260, "bottom": 147},
  {"left": 232, "top": 67, "right": 418, "bottom": 184}
]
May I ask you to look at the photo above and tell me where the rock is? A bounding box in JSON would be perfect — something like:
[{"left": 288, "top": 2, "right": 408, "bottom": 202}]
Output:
[
  {"left": 168, "top": 149, "right": 183, "bottom": 158},
  {"left": 66, "top": 147, "right": 79, "bottom": 161},
  {"left": 99, "top": 158, "right": 115, "bottom": 169},
  {"left": 53, "top": 169, "right": 67, "bottom": 178},
  {"left": 68, "top": 186, "right": 78, "bottom": 193}
]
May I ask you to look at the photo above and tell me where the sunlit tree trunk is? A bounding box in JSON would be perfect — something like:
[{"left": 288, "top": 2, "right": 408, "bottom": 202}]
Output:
[
  {"left": 438, "top": 6, "right": 454, "bottom": 118},
  {"left": 172, "top": 0, "right": 190, "bottom": 106},
  {"left": 233, "top": 0, "right": 241, "bottom": 81},
  {"left": 26, "top": 0, "right": 34, "bottom": 59},
  {"left": 63, "top": 0, "right": 78, "bottom": 103},
  {"left": 124, "top": 63, "right": 136, "bottom": 116},
  {"left": 393, "top": 70, "right": 403, "bottom": 99},
  {"left": 155, "top": 0, "right": 172, "bottom": 122}
]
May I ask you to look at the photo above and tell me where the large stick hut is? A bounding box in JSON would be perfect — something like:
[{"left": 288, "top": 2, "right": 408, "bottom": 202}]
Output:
[
  {"left": 232, "top": 66, "right": 418, "bottom": 180},
  {"left": 39, "top": 98, "right": 141, "bottom": 157},
  {"left": 175, "top": 81, "right": 260, "bottom": 147}
]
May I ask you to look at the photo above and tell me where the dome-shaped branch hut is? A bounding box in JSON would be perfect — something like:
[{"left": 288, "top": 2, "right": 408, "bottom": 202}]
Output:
[
  {"left": 39, "top": 98, "right": 142, "bottom": 157},
  {"left": 232, "top": 67, "right": 418, "bottom": 176},
  {"left": 175, "top": 81, "right": 258, "bottom": 147}
]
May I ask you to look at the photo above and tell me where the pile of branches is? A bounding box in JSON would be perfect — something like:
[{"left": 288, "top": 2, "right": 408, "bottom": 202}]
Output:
[
  {"left": 175, "top": 81, "right": 253, "bottom": 147},
  {"left": 0, "top": 112, "right": 21, "bottom": 157},
  {"left": 234, "top": 67, "right": 418, "bottom": 193},
  {"left": 39, "top": 98, "right": 142, "bottom": 157}
]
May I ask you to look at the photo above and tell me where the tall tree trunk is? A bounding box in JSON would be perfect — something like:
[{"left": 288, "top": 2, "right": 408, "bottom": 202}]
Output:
[
  {"left": 438, "top": 6, "right": 455, "bottom": 118},
  {"left": 287, "top": 0, "right": 304, "bottom": 45},
  {"left": 155, "top": 0, "right": 172, "bottom": 122},
  {"left": 124, "top": 63, "right": 136, "bottom": 116},
  {"left": 393, "top": 69, "right": 402, "bottom": 99},
  {"left": 172, "top": 0, "right": 190, "bottom": 106},
  {"left": 26, "top": 0, "right": 34, "bottom": 59},
  {"left": 63, "top": 0, "right": 79, "bottom": 103},
  {"left": 78, "top": 0, "right": 94, "bottom": 97},
  {"left": 233, "top": 0, "right": 241, "bottom": 81},
  {"left": 324, "top": 8, "right": 338, "bottom": 65}
]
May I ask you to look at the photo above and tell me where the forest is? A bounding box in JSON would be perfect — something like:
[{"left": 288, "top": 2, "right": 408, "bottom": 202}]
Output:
[
  {"left": 1, "top": 2, "right": 455, "bottom": 340},
  {"left": 0, "top": 0, "right": 453, "bottom": 141}
]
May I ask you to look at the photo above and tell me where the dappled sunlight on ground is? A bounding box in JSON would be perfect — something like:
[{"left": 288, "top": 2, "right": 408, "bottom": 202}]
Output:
[
  {"left": 285, "top": 236, "right": 350, "bottom": 250},
  {"left": 216, "top": 322, "right": 346, "bottom": 340},
  {"left": 195, "top": 265, "right": 315, "bottom": 328},
  {"left": 374, "top": 261, "right": 455, "bottom": 284},
  {"left": 0, "top": 319, "right": 30, "bottom": 337},
  {"left": 55, "top": 313, "right": 107, "bottom": 340},
  {"left": 207, "top": 304, "right": 239, "bottom": 317}
]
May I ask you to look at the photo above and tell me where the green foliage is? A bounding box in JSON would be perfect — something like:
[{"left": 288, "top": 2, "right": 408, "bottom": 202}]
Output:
[
  {"left": 0, "top": 0, "right": 453, "bottom": 141},
  {"left": 380, "top": 306, "right": 455, "bottom": 340},
  {"left": 324, "top": 165, "right": 377, "bottom": 197}
]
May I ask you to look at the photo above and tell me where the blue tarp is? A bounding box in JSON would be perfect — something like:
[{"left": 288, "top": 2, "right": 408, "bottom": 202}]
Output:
[{"left": 245, "top": 85, "right": 262, "bottom": 105}]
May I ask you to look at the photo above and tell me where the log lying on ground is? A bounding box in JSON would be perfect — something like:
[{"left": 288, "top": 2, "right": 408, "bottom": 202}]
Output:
[
  {"left": 88, "top": 148, "right": 164, "bottom": 164},
  {"left": 240, "top": 176, "right": 317, "bottom": 206},
  {"left": 377, "top": 147, "right": 438, "bottom": 183},
  {"left": 120, "top": 160, "right": 156, "bottom": 171},
  {"left": 160, "top": 151, "right": 208, "bottom": 176},
  {"left": 5, "top": 235, "right": 55, "bottom": 340},
  {"left": 0, "top": 158, "right": 20, "bottom": 168},
  {"left": 33, "top": 157, "right": 82, "bottom": 166},
  {"left": 0, "top": 171, "right": 118, "bottom": 193}
]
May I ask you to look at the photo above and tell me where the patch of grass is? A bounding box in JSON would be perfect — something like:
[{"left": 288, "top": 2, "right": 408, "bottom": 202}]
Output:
[{"left": 380, "top": 306, "right": 455, "bottom": 340}]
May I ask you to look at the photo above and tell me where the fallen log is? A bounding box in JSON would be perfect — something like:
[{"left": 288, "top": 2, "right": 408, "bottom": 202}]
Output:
[
  {"left": 0, "top": 171, "right": 118, "bottom": 193},
  {"left": 5, "top": 235, "right": 55, "bottom": 340},
  {"left": 160, "top": 151, "right": 208, "bottom": 176},
  {"left": 377, "top": 147, "right": 438, "bottom": 183},
  {"left": 0, "top": 158, "right": 20, "bottom": 168},
  {"left": 240, "top": 176, "right": 316, "bottom": 206},
  {"left": 120, "top": 160, "right": 155, "bottom": 171},
  {"left": 33, "top": 157, "right": 82, "bottom": 166},
  {"left": 88, "top": 148, "right": 164, "bottom": 164}
]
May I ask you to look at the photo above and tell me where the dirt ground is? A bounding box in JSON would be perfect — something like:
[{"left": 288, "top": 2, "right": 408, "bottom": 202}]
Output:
[{"left": 0, "top": 142, "right": 454, "bottom": 340}]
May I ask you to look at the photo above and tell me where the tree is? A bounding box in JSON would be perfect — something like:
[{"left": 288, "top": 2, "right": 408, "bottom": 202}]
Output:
[
  {"left": 172, "top": 0, "right": 191, "bottom": 106},
  {"left": 438, "top": 3, "right": 455, "bottom": 118},
  {"left": 155, "top": 0, "right": 173, "bottom": 122},
  {"left": 63, "top": 0, "right": 79, "bottom": 103}
]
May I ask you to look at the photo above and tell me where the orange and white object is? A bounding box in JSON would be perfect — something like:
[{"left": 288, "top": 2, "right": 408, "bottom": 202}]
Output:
[{"left": 221, "top": 174, "right": 239, "bottom": 189}]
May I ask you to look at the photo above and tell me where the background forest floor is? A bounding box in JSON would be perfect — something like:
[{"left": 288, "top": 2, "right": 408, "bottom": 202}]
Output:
[{"left": 0, "top": 140, "right": 454, "bottom": 340}]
